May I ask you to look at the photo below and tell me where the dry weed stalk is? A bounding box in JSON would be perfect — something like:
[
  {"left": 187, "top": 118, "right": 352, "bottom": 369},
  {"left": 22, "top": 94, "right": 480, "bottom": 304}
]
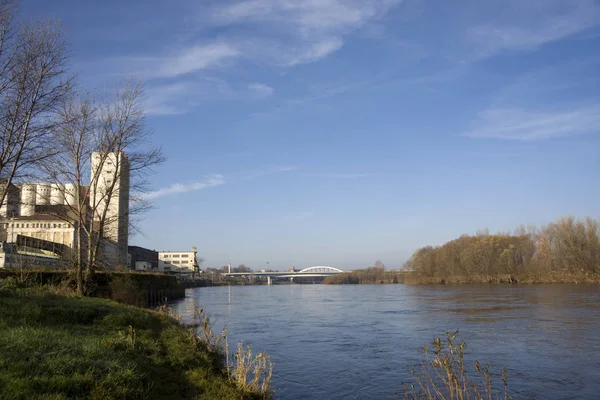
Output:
[
  {"left": 192, "top": 307, "right": 273, "bottom": 397},
  {"left": 231, "top": 341, "right": 273, "bottom": 395},
  {"left": 194, "top": 307, "right": 227, "bottom": 353},
  {"left": 403, "top": 331, "right": 511, "bottom": 400},
  {"left": 157, "top": 305, "right": 273, "bottom": 397}
]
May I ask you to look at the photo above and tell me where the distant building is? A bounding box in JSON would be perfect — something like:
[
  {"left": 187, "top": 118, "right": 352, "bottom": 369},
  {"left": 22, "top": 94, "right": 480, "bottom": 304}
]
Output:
[
  {"left": 158, "top": 247, "right": 199, "bottom": 275},
  {"left": 128, "top": 245, "right": 158, "bottom": 271}
]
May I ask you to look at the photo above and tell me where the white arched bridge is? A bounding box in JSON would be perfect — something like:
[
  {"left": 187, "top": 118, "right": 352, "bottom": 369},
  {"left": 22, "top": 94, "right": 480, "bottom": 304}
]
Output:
[{"left": 222, "top": 266, "right": 345, "bottom": 284}]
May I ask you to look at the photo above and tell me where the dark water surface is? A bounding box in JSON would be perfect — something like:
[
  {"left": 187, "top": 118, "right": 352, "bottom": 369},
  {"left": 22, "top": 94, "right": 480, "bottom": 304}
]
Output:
[{"left": 173, "top": 284, "right": 600, "bottom": 399}]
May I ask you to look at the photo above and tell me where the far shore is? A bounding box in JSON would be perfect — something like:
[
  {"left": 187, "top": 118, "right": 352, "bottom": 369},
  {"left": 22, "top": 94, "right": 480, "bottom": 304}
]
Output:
[{"left": 322, "top": 269, "right": 600, "bottom": 285}]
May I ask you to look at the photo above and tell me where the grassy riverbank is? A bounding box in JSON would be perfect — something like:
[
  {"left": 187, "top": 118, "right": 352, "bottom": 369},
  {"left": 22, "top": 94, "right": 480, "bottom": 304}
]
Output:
[{"left": 0, "top": 284, "right": 271, "bottom": 399}]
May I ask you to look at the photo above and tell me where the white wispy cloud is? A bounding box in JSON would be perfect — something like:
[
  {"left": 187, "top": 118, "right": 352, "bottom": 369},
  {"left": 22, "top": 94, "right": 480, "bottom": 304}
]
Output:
[
  {"left": 279, "top": 211, "right": 314, "bottom": 223},
  {"left": 464, "top": 104, "right": 600, "bottom": 141},
  {"left": 283, "top": 38, "right": 344, "bottom": 66},
  {"left": 88, "top": 0, "right": 402, "bottom": 117},
  {"left": 467, "top": 0, "right": 600, "bottom": 58},
  {"left": 146, "top": 77, "right": 266, "bottom": 116},
  {"left": 145, "top": 82, "right": 194, "bottom": 116},
  {"left": 144, "top": 174, "right": 226, "bottom": 199},
  {"left": 243, "top": 165, "right": 299, "bottom": 180},
  {"left": 213, "top": 0, "right": 375, "bottom": 29},
  {"left": 92, "top": 43, "right": 240, "bottom": 81},
  {"left": 109, "top": 0, "right": 399, "bottom": 81},
  {"left": 208, "top": 0, "right": 400, "bottom": 66},
  {"left": 303, "top": 172, "right": 373, "bottom": 179},
  {"left": 156, "top": 42, "right": 240, "bottom": 78},
  {"left": 248, "top": 83, "right": 274, "bottom": 98}
]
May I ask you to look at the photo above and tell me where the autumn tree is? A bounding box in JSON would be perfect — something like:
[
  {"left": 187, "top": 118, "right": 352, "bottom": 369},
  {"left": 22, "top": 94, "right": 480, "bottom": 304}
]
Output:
[{"left": 406, "top": 216, "right": 599, "bottom": 282}]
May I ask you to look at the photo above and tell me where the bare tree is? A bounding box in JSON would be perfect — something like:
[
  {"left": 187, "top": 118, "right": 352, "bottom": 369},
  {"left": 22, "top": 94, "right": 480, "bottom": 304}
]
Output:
[
  {"left": 0, "top": 2, "right": 71, "bottom": 209},
  {"left": 45, "top": 81, "right": 163, "bottom": 294},
  {"left": 234, "top": 264, "right": 252, "bottom": 273},
  {"left": 43, "top": 90, "right": 95, "bottom": 293}
]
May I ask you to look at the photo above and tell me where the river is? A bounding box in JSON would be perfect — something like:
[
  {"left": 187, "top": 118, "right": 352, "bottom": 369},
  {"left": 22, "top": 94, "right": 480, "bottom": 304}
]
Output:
[{"left": 172, "top": 284, "right": 600, "bottom": 399}]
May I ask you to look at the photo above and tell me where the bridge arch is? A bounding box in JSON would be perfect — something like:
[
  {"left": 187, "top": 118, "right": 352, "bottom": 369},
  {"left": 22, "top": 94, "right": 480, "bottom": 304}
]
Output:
[{"left": 298, "top": 266, "right": 344, "bottom": 274}]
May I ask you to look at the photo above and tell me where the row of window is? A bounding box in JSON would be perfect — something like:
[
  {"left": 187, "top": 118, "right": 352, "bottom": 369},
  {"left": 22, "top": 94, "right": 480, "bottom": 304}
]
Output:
[
  {"left": 5, "top": 222, "right": 69, "bottom": 229},
  {"left": 161, "top": 254, "right": 190, "bottom": 258},
  {"left": 160, "top": 260, "right": 194, "bottom": 264}
]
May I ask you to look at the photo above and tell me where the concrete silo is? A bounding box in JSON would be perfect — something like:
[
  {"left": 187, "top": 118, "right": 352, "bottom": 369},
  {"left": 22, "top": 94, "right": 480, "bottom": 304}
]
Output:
[
  {"left": 20, "top": 183, "right": 37, "bottom": 216},
  {"left": 64, "top": 183, "right": 77, "bottom": 207},
  {"left": 0, "top": 184, "right": 19, "bottom": 218},
  {"left": 50, "top": 184, "right": 65, "bottom": 205},
  {"left": 36, "top": 183, "right": 51, "bottom": 205}
]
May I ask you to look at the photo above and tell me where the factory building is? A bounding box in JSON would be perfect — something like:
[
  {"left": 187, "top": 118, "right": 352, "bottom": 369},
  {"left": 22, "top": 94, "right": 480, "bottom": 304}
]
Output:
[
  {"left": 128, "top": 245, "right": 159, "bottom": 271},
  {"left": 89, "top": 152, "right": 130, "bottom": 266},
  {"left": 158, "top": 247, "right": 199, "bottom": 275},
  {"left": 0, "top": 152, "right": 130, "bottom": 269}
]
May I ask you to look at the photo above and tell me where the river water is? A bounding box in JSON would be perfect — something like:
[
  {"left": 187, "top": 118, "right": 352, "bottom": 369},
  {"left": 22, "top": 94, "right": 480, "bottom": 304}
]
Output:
[{"left": 173, "top": 284, "right": 600, "bottom": 399}]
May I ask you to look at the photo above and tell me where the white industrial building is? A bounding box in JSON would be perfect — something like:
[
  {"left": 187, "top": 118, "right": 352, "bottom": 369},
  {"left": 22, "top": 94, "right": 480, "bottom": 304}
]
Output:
[
  {"left": 5, "top": 215, "right": 80, "bottom": 248},
  {"left": 158, "top": 247, "right": 199, "bottom": 275},
  {"left": 89, "top": 152, "right": 130, "bottom": 266},
  {"left": 0, "top": 152, "right": 130, "bottom": 269}
]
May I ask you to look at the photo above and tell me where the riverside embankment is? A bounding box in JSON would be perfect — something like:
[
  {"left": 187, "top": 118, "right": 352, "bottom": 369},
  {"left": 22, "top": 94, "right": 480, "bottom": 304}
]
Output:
[{"left": 0, "top": 280, "right": 272, "bottom": 400}]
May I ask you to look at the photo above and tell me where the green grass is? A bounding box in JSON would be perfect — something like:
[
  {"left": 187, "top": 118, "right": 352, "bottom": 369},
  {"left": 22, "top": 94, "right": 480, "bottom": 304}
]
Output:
[{"left": 0, "top": 286, "right": 268, "bottom": 399}]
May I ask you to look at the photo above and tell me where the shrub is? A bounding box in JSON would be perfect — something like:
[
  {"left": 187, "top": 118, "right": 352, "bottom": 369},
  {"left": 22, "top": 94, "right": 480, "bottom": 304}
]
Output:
[{"left": 109, "top": 276, "right": 145, "bottom": 306}]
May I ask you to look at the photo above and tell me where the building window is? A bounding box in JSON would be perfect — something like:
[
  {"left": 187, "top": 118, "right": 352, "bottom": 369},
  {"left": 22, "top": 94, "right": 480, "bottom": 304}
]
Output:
[
  {"left": 172, "top": 254, "right": 180, "bottom": 257},
  {"left": 181, "top": 254, "right": 189, "bottom": 258}
]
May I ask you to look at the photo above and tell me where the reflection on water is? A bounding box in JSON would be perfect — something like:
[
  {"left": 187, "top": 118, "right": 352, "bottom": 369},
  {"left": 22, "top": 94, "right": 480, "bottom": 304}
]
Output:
[{"left": 173, "top": 284, "right": 600, "bottom": 400}]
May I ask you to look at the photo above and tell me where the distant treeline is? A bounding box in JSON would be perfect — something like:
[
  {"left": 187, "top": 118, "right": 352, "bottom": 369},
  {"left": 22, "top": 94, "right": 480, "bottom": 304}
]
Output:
[
  {"left": 324, "top": 216, "right": 600, "bottom": 285},
  {"left": 404, "top": 216, "right": 599, "bottom": 283},
  {"left": 323, "top": 268, "right": 413, "bottom": 284}
]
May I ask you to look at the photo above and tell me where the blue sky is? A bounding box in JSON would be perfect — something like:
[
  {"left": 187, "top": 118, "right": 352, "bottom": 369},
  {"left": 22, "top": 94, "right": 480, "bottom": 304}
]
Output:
[{"left": 23, "top": 0, "right": 600, "bottom": 270}]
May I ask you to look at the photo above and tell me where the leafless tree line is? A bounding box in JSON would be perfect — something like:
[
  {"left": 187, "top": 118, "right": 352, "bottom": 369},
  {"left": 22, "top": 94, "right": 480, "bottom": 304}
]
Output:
[
  {"left": 0, "top": 2, "right": 163, "bottom": 294},
  {"left": 404, "top": 216, "right": 600, "bottom": 282},
  {"left": 0, "top": 0, "right": 70, "bottom": 204}
]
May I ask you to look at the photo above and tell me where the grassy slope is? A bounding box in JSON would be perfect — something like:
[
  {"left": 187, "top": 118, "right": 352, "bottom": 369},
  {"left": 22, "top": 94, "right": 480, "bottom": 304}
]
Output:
[{"left": 0, "top": 288, "right": 260, "bottom": 400}]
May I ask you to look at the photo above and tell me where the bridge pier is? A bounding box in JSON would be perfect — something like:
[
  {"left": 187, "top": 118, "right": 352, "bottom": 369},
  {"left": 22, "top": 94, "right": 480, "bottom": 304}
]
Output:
[{"left": 267, "top": 276, "right": 272, "bottom": 286}]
